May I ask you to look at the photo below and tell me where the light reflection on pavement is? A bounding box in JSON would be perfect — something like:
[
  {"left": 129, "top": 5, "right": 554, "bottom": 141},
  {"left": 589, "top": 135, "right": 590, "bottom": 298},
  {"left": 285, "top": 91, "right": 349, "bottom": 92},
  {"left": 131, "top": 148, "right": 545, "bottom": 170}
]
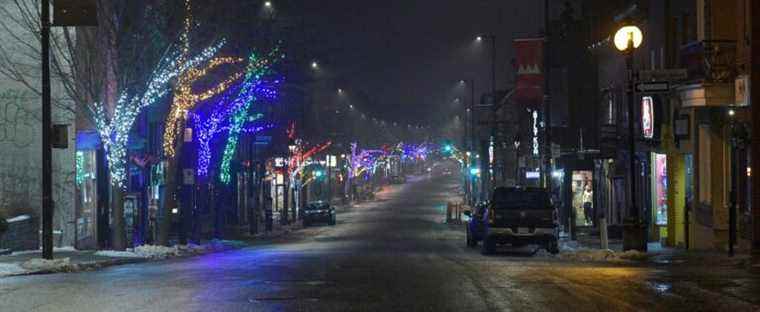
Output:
[{"left": 1, "top": 169, "right": 760, "bottom": 311}]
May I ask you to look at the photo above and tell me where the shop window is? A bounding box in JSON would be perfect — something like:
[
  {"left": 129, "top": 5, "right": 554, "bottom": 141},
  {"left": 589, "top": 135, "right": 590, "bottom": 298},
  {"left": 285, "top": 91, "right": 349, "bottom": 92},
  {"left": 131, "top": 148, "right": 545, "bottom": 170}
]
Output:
[
  {"left": 572, "top": 170, "right": 593, "bottom": 227},
  {"left": 653, "top": 153, "right": 668, "bottom": 226},
  {"left": 75, "top": 150, "right": 97, "bottom": 244}
]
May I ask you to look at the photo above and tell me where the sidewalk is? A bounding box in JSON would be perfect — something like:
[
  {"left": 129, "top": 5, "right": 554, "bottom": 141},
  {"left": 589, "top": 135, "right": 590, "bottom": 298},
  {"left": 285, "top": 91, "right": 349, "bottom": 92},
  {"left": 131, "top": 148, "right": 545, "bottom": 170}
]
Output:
[
  {"left": 0, "top": 239, "right": 247, "bottom": 278},
  {"left": 559, "top": 233, "right": 760, "bottom": 269}
]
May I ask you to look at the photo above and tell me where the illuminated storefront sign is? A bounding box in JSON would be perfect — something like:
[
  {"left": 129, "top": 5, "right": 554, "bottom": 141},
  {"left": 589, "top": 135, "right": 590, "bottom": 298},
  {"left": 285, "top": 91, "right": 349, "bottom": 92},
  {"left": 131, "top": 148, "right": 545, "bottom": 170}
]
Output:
[
  {"left": 641, "top": 96, "right": 654, "bottom": 139},
  {"left": 532, "top": 110, "right": 539, "bottom": 156}
]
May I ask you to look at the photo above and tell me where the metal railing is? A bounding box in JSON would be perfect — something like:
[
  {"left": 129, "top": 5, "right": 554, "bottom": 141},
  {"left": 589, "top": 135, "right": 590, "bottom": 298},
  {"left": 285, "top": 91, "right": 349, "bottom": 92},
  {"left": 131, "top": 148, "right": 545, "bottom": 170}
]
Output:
[{"left": 680, "top": 40, "right": 737, "bottom": 83}]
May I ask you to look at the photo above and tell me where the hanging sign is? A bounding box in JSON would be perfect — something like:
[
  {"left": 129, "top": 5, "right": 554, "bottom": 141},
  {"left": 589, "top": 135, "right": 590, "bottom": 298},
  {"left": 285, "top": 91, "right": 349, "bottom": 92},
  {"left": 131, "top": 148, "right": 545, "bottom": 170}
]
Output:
[{"left": 641, "top": 96, "right": 654, "bottom": 139}]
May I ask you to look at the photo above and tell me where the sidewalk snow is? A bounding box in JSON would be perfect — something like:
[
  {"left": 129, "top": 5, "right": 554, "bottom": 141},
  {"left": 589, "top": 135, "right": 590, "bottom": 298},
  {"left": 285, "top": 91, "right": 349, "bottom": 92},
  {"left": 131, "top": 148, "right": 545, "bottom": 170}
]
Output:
[
  {"left": 94, "top": 240, "right": 247, "bottom": 259},
  {"left": 11, "top": 246, "right": 77, "bottom": 256},
  {"left": 558, "top": 249, "right": 651, "bottom": 262},
  {"left": 0, "top": 263, "right": 25, "bottom": 276},
  {"left": 1, "top": 240, "right": 248, "bottom": 278},
  {"left": 21, "top": 257, "right": 72, "bottom": 272}
]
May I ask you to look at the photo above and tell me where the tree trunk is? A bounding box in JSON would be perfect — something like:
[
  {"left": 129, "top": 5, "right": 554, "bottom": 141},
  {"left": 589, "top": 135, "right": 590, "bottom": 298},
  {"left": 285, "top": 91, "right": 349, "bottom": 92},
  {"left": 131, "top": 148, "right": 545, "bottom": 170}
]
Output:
[
  {"left": 111, "top": 186, "right": 126, "bottom": 250},
  {"left": 157, "top": 157, "right": 177, "bottom": 246}
]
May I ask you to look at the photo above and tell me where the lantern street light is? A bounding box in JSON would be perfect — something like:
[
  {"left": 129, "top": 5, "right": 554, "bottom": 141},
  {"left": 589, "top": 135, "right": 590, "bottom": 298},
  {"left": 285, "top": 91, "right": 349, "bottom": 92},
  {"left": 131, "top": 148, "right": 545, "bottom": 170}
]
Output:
[{"left": 614, "top": 23, "right": 646, "bottom": 252}]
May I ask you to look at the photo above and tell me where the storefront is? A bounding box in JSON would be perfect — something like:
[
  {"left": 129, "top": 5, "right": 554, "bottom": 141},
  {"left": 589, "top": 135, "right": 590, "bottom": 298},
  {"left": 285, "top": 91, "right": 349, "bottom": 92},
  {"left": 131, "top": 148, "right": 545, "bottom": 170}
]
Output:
[
  {"left": 571, "top": 170, "right": 594, "bottom": 227},
  {"left": 650, "top": 153, "right": 668, "bottom": 242},
  {"left": 556, "top": 155, "right": 596, "bottom": 234},
  {"left": 75, "top": 149, "right": 98, "bottom": 249},
  {"left": 75, "top": 130, "right": 101, "bottom": 249}
]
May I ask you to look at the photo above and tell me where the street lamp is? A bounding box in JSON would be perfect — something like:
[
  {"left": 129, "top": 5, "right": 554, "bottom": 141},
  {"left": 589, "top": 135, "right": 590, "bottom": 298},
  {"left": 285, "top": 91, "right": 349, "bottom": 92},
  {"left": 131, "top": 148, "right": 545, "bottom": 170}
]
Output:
[
  {"left": 264, "top": 1, "right": 272, "bottom": 8},
  {"left": 614, "top": 23, "right": 645, "bottom": 252},
  {"left": 474, "top": 35, "right": 496, "bottom": 95},
  {"left": 311, "top": 61, "right": 319, "bottom": 69}
]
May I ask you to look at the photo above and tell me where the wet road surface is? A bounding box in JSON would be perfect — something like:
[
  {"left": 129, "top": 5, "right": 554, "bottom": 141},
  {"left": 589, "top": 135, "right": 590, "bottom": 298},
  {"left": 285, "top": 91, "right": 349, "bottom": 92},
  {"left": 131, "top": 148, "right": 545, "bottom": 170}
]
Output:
[{"left": 2, "top": 174, "right": 760, "bottom": 311}]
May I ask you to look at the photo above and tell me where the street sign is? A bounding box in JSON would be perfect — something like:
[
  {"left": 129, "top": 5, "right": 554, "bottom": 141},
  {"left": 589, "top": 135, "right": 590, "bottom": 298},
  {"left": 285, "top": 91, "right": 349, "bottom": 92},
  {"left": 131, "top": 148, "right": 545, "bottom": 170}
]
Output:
[
  {"left": 638, "top": 69, "right": 688, "bottom": 82},
  {"left": 635, "top": 81, "right": 670, "bottom": 93}
]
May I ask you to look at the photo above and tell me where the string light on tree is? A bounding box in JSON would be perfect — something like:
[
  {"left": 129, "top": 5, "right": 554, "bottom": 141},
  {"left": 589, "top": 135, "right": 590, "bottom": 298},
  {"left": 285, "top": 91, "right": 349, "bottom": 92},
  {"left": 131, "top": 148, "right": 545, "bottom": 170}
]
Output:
[
  {"left": 219, "top": 49, "right": 285, "bottom": 184},
  {"left": 162, "top": 0, "right": 246, "bottom": 159}
]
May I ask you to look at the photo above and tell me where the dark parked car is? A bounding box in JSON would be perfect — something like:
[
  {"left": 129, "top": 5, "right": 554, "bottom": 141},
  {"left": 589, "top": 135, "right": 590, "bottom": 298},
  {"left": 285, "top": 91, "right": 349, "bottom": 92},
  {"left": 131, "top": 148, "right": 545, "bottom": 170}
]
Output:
[
  {"left": 302, "top": 201, "right": 336, "bottom": 226},
  {"left": 465, "top": 187, "right": 559, "bottom": 255}
]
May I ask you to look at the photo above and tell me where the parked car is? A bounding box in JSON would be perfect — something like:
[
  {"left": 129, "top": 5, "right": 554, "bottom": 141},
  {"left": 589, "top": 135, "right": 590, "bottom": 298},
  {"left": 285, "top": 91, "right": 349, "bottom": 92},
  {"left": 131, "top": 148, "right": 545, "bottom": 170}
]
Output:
[
  {"left": 302, "top": 201, "right": 336, "bottom": 226},
  {"left": 465, "top": 187, "right": 559, "bottom": 255}
]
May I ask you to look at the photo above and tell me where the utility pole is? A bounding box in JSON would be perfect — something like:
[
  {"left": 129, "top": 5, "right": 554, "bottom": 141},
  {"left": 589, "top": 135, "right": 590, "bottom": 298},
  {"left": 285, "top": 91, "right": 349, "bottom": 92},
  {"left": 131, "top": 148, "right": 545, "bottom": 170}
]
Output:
[
  {"left": 41, "top": 0, "right": 53, "bottom": 260},
  {"left": 543, "top": 0, "right": 553, "bottom": 190},
  {"left": 751, "top": 0, "right": 760, "bottom": 253}
]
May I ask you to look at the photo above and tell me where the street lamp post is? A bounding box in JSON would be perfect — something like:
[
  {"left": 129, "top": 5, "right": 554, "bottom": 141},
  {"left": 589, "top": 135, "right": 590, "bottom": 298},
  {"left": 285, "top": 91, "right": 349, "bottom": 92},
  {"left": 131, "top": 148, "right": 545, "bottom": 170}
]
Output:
[{"left": 614, "top": 24, "right": 645, "bottom": 252}]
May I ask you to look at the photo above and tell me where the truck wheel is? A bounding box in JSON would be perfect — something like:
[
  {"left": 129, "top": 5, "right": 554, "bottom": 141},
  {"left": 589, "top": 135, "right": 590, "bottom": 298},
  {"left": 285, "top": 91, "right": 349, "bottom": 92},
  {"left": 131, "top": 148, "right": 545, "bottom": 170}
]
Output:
[{"left": 481, "top": 237, "right": 495, "bottom": 255}]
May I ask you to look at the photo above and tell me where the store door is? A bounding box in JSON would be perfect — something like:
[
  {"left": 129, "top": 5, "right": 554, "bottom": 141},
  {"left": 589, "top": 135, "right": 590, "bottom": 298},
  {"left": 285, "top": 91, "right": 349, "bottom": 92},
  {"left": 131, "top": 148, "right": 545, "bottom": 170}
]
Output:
[
  {"left": 651, "top": 153, "right": 668, "bottom": 242},
  {"left": 571, "top": 171, "right": 593, "bottom": 227}
]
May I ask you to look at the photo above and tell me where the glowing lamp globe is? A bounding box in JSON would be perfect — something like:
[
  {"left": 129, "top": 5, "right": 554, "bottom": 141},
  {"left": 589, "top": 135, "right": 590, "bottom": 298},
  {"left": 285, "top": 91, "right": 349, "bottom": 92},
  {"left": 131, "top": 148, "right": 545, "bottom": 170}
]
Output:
[{"left": 613, "top": 25, "right": 643, "bottom": 51}]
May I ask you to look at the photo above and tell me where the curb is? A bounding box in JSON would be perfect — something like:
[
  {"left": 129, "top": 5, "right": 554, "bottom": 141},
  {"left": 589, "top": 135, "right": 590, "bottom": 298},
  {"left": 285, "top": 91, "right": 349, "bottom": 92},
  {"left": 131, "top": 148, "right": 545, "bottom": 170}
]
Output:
[{"left": 0, "top": 244, "right": 248, "bottom": 279}]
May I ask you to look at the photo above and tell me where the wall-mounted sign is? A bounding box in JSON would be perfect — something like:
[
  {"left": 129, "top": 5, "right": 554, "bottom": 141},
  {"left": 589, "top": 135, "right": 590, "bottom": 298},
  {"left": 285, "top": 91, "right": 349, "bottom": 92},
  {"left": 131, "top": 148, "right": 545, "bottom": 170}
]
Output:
[
  {"left": 641, "top": 96, "right": 654, "bottom": 139},
  {"left": 735, "top": 75, "right": 750, "bottom": 107},
  {"left": 674, "top": 115, "right": 689, "bottom": 138},
  {"left": 525, "top": 171, "right": 540, "bottom": 179},
  {"left": 532, "top": 110, "right": 539, "bottom": 156}
]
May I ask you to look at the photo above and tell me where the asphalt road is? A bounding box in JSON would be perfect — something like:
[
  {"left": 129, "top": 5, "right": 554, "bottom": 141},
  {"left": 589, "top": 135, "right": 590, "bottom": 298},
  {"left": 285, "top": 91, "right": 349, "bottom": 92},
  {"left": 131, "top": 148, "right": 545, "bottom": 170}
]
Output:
[{"left": 2, "top": 173, "right": 760, "bottom": 311}]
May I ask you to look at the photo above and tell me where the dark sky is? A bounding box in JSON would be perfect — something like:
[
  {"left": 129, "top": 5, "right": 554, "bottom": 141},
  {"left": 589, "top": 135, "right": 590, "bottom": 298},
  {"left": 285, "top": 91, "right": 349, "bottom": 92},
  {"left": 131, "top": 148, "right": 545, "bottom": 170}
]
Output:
[
  {"left": 202, "top": 1, "right": 570, "bottom": 126},
  {"left": 294, "top": 1, "right": 559, "bottom": 126}
]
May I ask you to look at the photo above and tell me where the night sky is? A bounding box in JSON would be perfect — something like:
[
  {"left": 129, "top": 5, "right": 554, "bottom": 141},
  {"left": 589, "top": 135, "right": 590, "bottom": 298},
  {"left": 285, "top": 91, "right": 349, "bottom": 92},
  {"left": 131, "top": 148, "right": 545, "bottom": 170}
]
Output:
[
  {"left": 290, "top": 0, "right": 561, "bottom": 123},
  {"left": 301, "top": 0, "right": 550, "bottom": 125},
  {"left": 197, "top": 1, "right": 570, "bottom": 126}
]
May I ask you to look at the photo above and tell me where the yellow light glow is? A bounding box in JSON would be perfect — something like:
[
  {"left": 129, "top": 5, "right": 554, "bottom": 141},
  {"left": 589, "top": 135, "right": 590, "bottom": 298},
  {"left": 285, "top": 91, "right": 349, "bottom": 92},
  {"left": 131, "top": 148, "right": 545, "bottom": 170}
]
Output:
[
  {"left": 614, "top": 25, "right": 643, "bottom": 51},
  {"left": 162, "top": 0, "right": 245, "bottom": 158}
]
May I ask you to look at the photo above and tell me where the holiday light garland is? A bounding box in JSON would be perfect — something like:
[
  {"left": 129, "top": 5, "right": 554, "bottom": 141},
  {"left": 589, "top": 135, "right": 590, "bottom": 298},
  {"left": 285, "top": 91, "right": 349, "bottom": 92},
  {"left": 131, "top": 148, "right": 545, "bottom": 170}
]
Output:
[
  {"left": 89, "top": 1, "right": 237, "bottom": 189},
  {"left": 192, "top": 79, "right": 276, "bottom": 177},
  {"left": 218, "top": 49, "right": 285, "bottom": 184},
  {"left": 162, "top": 0, "right": 245, "bottom": 159}
]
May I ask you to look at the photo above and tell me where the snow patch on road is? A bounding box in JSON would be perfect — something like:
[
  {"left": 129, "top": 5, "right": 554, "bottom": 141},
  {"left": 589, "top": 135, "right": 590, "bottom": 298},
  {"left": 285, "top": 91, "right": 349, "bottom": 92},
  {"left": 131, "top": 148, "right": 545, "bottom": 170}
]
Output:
[{"left": 558, "top": 248, "right": 651, "bottom": 262}]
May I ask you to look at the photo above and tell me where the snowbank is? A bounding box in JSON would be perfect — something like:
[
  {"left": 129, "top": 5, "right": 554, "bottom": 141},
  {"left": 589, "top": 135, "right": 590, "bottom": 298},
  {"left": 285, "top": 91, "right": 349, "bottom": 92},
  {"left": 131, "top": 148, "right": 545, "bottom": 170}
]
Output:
[
  {"left": 95, "top": 240, "right": 246, "bottom": 259},
  {"left": 20, "top": 257, "right": 72, "bottom": 272},
  {"left": 6, "top": 215, "right": 31, "bottom": 223},
  {"left": 133, "top": 245, "right": 181, "bottom": 259},
  {"left": 93, "top": 250, "right": 144, "bottom": 258},
  {"left": 558, "top": 248, "right": 651, "bottom": 262},
  {"left": 0, "top": 262, "right": 26, "bottom": 276}
]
